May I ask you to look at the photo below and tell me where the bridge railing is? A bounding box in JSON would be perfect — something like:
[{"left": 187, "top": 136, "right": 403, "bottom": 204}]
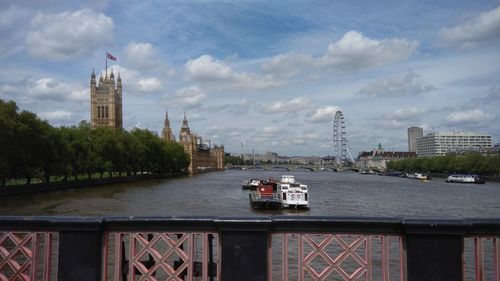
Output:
[{"left": 1, "top": 216, "right": 499, "bottom": 281}]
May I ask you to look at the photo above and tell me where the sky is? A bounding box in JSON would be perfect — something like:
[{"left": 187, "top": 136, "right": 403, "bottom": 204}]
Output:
[{"left": 1, "top": 0, "right": 499, "bottom": 157}]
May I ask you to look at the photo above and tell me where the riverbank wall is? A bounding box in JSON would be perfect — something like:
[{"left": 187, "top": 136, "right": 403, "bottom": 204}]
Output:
[{"left": 0, "top": 173, "right": 184, "bottom": 197}]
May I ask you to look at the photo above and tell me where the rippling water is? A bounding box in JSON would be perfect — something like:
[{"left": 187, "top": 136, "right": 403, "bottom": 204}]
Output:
[{"left": 1, "top": 170, "right": 500, "bottom": 218}]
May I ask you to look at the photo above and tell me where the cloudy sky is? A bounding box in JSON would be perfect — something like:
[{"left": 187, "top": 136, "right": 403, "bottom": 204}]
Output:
[{"left": 1, "top": 1, "right": 499, "bottom": 156}]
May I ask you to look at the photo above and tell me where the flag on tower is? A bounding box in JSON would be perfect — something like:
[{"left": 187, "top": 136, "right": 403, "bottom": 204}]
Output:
[{"left": 107, "top": 52, "right": 117, "bottom": 61}]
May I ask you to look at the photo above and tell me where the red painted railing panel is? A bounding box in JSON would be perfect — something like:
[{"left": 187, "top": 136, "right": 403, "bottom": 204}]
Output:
[
  {"left": 0, "top": 232, "right": 55, "bottom": 281},
  {"left": 270, "top": 233, "right": 404, "bottom": 281},
  {"left": 102, "top": 232, "right": 219, "bottom": 281},
  {"left": 465, "top": 237, "right": 500, "bottom": 281}
]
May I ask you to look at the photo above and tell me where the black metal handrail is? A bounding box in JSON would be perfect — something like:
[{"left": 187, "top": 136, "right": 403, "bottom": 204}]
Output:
[{"left": 1, "top": 215, "right": 500, "bottom": 234}]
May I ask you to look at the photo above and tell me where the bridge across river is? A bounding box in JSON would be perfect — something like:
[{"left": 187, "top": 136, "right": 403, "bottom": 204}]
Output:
[{"left": 226, "top": 164, "right": 367, "bottom": 172}]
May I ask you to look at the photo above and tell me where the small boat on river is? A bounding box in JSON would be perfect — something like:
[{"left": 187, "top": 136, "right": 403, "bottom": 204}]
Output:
[
  {"left": 242, "top": 178, "right": 261, "bottom": 190},
  {"left": 446, "top": 174, "right": 485, "bottom": 184},
  {"left": 248, "top": 180, "right": 282, "bottom": 209},
  {"left": 277, "top": 175, "right": 309, "bottom": 209},
  {"left": 407, "top": 173, "right": 431, "bottom": 181}
]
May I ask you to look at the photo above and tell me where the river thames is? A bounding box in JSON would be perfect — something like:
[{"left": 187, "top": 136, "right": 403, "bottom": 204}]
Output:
[{"left": 1, "top": 170, "right": 500, "bottom": 218}]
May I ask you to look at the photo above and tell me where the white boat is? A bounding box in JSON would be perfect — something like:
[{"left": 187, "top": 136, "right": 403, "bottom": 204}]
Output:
[
  {"left": 242, "top": 178, "right": 261, "bottom": 190},
  {"left": 446, "top": 174, "right": 485, "bottom": 184},
  {"left": 408, "top": 173, "right": 430, "bottom": 180},
  {"left": 276, "top": 175, "right": 309, "bottom": 209}
]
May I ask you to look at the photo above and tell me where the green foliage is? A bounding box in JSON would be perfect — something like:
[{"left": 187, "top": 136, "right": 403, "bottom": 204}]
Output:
[
  {"left": 224, "top": 154, "right": 246, "bottom": 165},
  {"left": 0, "top": 99, "right": 190, "bottom": 186},
  {"left": 387, "top": 154, "right": 500, "bottom": 176}
]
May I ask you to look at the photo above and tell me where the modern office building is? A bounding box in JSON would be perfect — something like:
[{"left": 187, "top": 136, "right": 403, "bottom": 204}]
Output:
[
  {"left": 407, "top": 127, "right": 423, "bottom": 152},
  {"left": 416, "top": 132, "right": 492, "bottom": 157}
]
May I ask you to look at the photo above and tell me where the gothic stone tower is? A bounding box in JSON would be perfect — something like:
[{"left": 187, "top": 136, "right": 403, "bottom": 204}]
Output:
[
  {"left": 177, "top": 113, "right": 225, "bottom": 174},
  {"left": 178, "top": 113, "right": 197, "bottom": 174},
  {"left": 90, "top": 69, "right": 122, "bottom": 129},
  {"left": 162, "top": 109, "right": 175, "bottom": 141}
]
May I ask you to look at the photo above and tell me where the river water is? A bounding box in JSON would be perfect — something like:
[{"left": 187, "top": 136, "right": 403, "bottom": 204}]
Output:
[{"left": 1, "top": 170, "right": 499, "bottom": 219}]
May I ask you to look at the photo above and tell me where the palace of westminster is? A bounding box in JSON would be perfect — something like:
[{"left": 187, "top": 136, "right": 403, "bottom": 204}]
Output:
[{"left": 90, "top": 69, "right": 224, "bottom": 174}]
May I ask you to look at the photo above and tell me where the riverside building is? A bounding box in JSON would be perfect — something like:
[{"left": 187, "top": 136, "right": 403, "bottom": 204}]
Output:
[
  {"left": 416, "top": 132, "right": 492, "bottom": 157},
  {"left": 90, "top": 69, "right": 123, "bottom": 129},
  {"left": 407, "top": 127, "right": 423, "bottom": 153},
  {"left": 163, "top": 111, "right": 224, "bottom": 174}
]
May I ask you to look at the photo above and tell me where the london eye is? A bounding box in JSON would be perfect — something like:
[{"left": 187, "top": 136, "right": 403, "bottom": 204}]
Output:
[{"left": 333, "top": 110, "right": 355, "bottom": 166}]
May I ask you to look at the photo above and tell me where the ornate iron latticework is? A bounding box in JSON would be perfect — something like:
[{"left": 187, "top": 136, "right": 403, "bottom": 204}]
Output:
[
  {"left": 333, "top": 111, "right": 347, "bottom": 166},
  {"left": 271, "top": 233, "right": 404, "bottom": 281},
  {"left": 103, "top": 232, "right": 219, "bottom": 281},
  {"left": 0, "top": 232, "right": 54, "bottom": 281}
]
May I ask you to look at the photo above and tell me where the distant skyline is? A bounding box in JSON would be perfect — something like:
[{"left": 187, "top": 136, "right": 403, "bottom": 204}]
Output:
[{"left": 1, "top": 1, "right": 499, "bottom": 156}]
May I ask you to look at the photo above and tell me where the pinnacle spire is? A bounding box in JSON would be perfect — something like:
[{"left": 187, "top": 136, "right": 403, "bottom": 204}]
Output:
[
  {"left": 164, "top": 108, "right": 170, "bottom": 127},
  {"left": 162, "top": 107, "right": 175, "bottom": 141},
  {"left": 180, "top": 111, "right": 191, "bottom": 138}
]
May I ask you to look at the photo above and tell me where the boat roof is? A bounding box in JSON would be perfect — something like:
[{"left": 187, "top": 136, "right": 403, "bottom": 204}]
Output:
[{"left": 281, "top": 175, "right": 296, "bottom": 183}]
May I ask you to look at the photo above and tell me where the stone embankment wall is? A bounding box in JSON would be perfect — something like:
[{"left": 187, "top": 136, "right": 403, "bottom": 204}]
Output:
[{"left": 0, "top": 173, "right": 181, "bottom": 197}]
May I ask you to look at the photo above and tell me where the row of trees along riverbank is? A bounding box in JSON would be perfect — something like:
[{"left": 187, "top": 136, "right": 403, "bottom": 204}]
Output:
[
  {"left": 386, "top": 153, "right": 500, "bottom": 176},
  {"left": 0, "top": 99, "right": 190, "bottom": 187}
]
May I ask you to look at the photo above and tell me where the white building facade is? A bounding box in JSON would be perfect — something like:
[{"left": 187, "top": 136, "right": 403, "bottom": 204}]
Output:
[{"left": 416, "top": 132, "right": 492, "bottom": 157}]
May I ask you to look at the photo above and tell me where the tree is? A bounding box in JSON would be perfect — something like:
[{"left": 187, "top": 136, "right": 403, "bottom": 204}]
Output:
[
  {"left": 0, "top": 98, "right": 192, "bottom": 185},
  {"left": 0, "top": 100, "right": 18, "bottom": 186},
  {"left": 164, "top": 140, "right": 190, "bottom": 172}
]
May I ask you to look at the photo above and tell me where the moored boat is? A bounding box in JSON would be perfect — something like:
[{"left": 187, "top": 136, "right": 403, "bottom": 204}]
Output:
[
  {"left": 249, "top": 180, "right": 282, "bottom": 209},
  {"left": 277, "top": 175, "right": 309, "bottom": 209},
  {"left": 446, "top": 174, "right": 485, "bottom": 184}
]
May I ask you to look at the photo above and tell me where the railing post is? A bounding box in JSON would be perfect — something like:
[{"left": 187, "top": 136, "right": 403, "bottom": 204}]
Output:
[
  {"left": 217, "top": 218, "right": 271, "bottom": 281},
  {"left": 404, "top": 219, "right": 468, "bottom": 281},
  {"left": 57, "top": 218, "right": 103, "bottom": 281}
]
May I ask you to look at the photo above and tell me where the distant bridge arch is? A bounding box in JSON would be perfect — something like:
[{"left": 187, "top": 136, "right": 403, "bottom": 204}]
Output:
[{"left": 294, "top": 166, "right": 316, "bottom": 172}]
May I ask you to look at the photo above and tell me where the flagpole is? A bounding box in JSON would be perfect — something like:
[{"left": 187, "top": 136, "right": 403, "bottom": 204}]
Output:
[{"left": 105, "top": 52, "right": 108, "bottom": 76}]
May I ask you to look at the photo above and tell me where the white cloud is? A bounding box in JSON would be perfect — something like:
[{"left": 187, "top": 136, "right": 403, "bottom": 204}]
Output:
[
  {"left": 446, "top": 109, "right": 493, "bottom": 125},
  {"left": 124, "top": 42, "right": 163, "bottom": 70},
  {"left": 185, "top": 55, "right": 282, "bottom": 90},
  {"left": 25, "top": 78, "right": 87, "bottom": 102},
  {"left": 383, "top": 107, "right": 430, "bottom": 121},
  {"left": 321, "top": 31, "right": 418, "bottom": 71},
  {"left": 262, "top": 53, "right": 314, "bottom": 78},
  {"left": 137, "top": 78, "right": 162, "bottom": 92},
  {"left": 166, "top": 86, "right": 207, "bottom": 109},
  {"left": 305, "top": 106, "right": 340, "bottom": 123},
  {"left": 357, "top": 72, "right": 436, "bottom": 97},
  {"left": 438, "top": 6, "right": 500, "bottom": 48},
  {"left": 381, "top": 120, "right": 408, "bottom": 130},
  {"left": 259, "top": 96, "right": 311, "bottom": 114},
  {"left": 263, "top": 31, "right": 418, "bottom": 76},
  {"left": 26, "top": 9, "right": 114, "bottom": 59}
]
